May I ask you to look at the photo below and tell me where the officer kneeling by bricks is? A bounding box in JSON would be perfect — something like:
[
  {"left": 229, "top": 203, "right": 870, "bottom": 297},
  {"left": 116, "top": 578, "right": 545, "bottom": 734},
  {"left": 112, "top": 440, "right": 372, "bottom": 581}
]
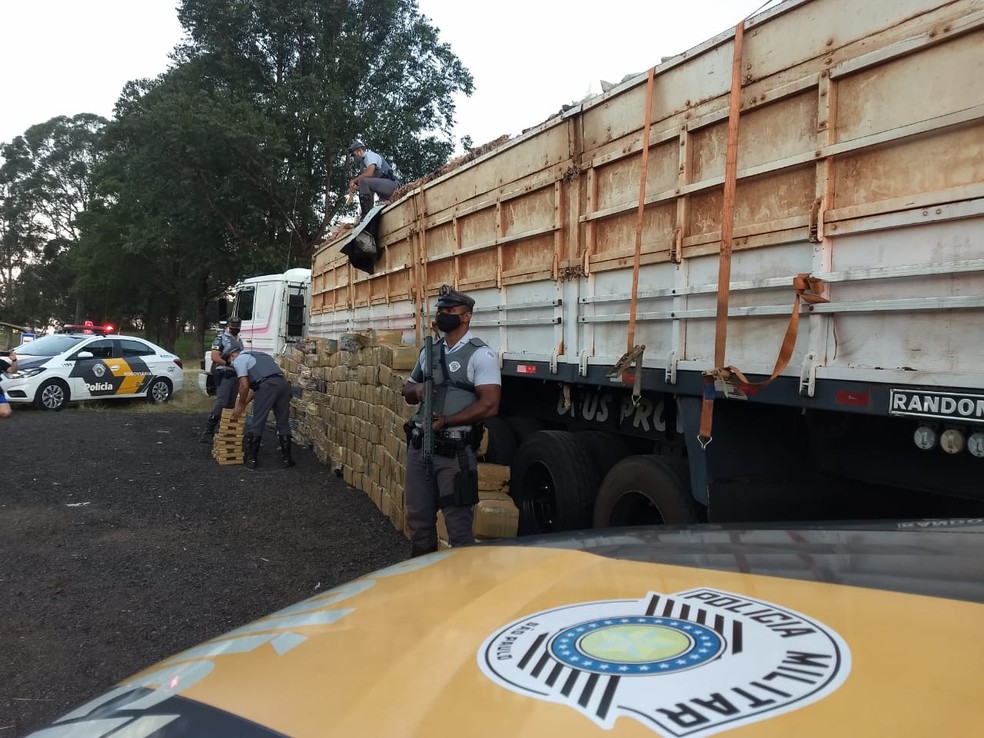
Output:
[
  {"left": 401, "top": 286, "right": 501, "bottom": 557},
  {"left": 228, "top": 348, "right": 295, "bottom": 470}
]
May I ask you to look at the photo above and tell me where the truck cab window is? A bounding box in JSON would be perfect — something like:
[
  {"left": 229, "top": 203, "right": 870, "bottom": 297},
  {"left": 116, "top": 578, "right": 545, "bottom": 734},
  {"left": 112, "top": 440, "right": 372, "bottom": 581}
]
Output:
[{"left": 233, "top": 287, "right": 255, "bottom": 321}]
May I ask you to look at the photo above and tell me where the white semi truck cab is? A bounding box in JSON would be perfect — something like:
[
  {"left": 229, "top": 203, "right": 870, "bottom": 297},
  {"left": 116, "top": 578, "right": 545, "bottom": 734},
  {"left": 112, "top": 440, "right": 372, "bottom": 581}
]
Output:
[{"left": 198, "top": 268, "right": 312, "bottom": 395}]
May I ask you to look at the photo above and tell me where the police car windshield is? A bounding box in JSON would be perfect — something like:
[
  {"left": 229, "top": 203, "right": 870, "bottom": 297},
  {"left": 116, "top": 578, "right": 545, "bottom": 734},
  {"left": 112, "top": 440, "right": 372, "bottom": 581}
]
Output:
[{"left": 16, "top": 334, "right": 87, "bottom": 357}]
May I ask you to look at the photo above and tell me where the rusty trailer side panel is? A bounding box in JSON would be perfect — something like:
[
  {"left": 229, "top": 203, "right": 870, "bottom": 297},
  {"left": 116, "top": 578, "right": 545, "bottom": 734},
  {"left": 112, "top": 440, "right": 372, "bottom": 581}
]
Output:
[{"left": 311, "top": 0, "right": 984, "bottom": 393}]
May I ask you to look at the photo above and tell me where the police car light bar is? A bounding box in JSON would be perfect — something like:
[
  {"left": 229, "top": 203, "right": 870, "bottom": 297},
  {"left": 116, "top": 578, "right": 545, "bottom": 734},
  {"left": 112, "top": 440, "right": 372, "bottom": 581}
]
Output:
[{"left": 60, "top": 320, "right": 116, "bottom": 335}]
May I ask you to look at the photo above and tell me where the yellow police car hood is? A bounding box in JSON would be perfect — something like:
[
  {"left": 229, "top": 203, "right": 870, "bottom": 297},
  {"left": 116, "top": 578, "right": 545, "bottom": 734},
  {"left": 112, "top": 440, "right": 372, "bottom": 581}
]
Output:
[{"left": 36, "top": 521, "right": 984, "bottom": 737}]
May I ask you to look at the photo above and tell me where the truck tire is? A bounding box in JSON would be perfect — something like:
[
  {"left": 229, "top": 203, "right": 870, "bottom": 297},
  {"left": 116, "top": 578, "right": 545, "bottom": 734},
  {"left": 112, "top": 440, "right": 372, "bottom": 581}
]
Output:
[
  {"left": 574, "top": 431, "right": 632, "bottom": 481},
  {"left": 510, "top": 430, "right": 599, "bottom": 535},
  {"left": 506, "top": 416, "right": 546, "bottom": 444},
  {"left": 479, "top": 417, "right": 518, "bottom": 465},
  {"left": 592, "top": 454, "right": 702, "bottom": 528}
]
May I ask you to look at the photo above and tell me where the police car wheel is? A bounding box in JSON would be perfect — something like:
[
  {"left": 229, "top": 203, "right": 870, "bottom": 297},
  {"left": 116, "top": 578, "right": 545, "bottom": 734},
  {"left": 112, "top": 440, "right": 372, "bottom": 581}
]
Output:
[
  {"left": 147, "top": 378, "right": 173, "bottom": 404},
  {"left": 34, "top": 379, "right": 69, "bottom": 412}
]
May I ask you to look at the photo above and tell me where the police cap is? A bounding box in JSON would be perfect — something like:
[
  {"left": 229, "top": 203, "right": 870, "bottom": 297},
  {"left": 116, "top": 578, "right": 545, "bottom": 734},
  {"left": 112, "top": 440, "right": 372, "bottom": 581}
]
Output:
[
  {"left": 435, "top": 285, "right": 475, "bottom": 310},
  {"left": 228, "top": 316, "right": 242, "bottom": 326},
  {"left": 348, "top": 139, "right": 366, "bottom": 153}
]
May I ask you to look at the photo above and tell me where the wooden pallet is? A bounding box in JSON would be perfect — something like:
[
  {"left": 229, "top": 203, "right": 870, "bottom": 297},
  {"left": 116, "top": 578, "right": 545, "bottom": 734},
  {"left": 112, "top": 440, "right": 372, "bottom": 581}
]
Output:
[{"left": 213, "top": 409, "right": 246, "bottom": 465}]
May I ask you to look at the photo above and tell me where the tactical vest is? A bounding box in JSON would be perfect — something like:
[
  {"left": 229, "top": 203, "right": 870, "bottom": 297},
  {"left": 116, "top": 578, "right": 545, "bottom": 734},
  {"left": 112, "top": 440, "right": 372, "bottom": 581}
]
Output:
[
  {"left": 217, "top": 332, "right": 245, "bottom": 359},
  {"left": 242, "top": 351, "right": 282, "bottom": 385},
  {"left": 375, "top": 155, "right": 397, "bottom": 181},
  {"left": 356, "top": 150, "right": 397, "bottom": 181},
  {"left": 413, "top": 337, "right": 487, "bottom": 424}
]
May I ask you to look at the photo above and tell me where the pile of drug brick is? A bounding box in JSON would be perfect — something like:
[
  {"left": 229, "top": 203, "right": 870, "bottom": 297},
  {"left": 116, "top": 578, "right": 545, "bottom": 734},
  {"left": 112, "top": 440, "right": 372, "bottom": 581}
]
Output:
[{"left": 277, "top": 331, "right": 518, "bottom": 547}]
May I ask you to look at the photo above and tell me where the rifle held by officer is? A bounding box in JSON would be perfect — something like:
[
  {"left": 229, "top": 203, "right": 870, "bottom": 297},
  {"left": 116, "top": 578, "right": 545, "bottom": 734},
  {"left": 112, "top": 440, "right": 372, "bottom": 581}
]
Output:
[{"left": 421, "top": 335, "right": 435, "bottom": 477}]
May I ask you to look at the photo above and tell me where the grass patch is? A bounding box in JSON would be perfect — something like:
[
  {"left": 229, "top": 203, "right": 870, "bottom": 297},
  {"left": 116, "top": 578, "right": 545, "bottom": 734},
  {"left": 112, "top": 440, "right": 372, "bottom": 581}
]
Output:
[
  {"left": 173, "top": 333, "right": 202, "bottom": 362},
  {"left": 73, "top": 370, "right": 213, "bottom": 414},
  {"left": 115, "top": 331, "right": 204, "bottom": 362}
]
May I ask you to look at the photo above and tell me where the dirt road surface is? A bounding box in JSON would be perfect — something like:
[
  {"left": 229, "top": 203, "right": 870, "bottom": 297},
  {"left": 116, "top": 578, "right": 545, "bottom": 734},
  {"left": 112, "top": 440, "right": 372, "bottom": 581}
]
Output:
[{"left": 0, "top": 406, "right": 409, "bottom": 735}]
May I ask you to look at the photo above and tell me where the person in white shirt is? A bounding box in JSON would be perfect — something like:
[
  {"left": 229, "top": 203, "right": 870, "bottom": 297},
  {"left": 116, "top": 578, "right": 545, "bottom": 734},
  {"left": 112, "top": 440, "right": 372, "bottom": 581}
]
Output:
[{"left": 347, "top": 139, "right": 400, "bottom": 218}]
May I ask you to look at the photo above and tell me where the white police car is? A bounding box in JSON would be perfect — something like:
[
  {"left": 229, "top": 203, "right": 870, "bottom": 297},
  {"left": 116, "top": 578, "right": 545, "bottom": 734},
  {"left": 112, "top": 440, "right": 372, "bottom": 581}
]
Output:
[{"left": 2, "top": 323, "right": 184, "bottom": 411}]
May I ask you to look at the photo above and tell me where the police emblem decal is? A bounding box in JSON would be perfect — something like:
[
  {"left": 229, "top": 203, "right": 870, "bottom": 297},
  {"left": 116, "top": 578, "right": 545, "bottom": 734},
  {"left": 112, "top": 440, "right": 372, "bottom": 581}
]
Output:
[
  {"left": 92, "top": 363, "right": 106, "bottom": 378},
  {"left": 478, "top": 589, "right": 850, "bottom": 736},
  {"left": 448, "top": 360, "right": 462, "bottom": 373}
]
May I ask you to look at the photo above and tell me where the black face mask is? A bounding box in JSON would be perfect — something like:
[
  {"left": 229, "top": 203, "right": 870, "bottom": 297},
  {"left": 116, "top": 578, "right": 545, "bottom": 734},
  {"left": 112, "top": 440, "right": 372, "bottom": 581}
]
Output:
[
  {"left": 229, "top": 327, "right": 240, "bottom": 335},
  {"left": 436, "top": 313, "right": 462, "bottom": 333}
]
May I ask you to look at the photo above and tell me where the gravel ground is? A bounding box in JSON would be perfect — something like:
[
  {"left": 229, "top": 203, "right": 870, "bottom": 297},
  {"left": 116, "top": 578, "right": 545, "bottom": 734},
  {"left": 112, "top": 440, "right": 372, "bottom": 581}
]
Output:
[{"left": 0, "top": 405, "right": 409, "bottom": 736}]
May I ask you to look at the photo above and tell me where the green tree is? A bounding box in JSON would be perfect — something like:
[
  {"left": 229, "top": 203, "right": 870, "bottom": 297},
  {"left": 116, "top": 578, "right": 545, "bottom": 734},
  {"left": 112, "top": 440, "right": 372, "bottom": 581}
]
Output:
[
  {"left": 0, "top": 175, "right": 41, "bottom": 321},
  {"left": 31, "top": 0, "right": 474, "bottom": 358},
  {"left": 173, "top": 0, "right": 474, "bottom": 250},
  {"left": 0, "top": 114, "right": 106, "bottom": 328},
  {"left": 77, "top": 0, "right": 473, "bottom": 356},
  {"left": 85, "top": 68, "right": 301, "bottom": 353}
]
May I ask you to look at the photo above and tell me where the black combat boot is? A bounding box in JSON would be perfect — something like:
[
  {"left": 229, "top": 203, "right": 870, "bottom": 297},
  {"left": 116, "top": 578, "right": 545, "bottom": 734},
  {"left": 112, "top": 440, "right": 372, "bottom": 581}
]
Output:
[
  {"left": 244, "top": 433, "right": 261, "bottom": 470},
  {"left": 359, "top": 194, "right": 374, "bottom": 219},
  {"left": 278, "top": 434, "right": 296, "bottom": 469},
  {"left": 200, "top": 414, "right": 219, "bottom": 443}
]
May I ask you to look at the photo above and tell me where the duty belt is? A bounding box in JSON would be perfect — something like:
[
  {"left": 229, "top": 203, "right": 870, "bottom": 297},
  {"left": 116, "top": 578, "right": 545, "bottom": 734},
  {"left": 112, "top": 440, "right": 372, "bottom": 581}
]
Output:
[
  {"left": 250, "top": 373, "right": 282, "bottom": 389},
  {"left": 436, "top": 429, "right": 471, "bottom": 440}
]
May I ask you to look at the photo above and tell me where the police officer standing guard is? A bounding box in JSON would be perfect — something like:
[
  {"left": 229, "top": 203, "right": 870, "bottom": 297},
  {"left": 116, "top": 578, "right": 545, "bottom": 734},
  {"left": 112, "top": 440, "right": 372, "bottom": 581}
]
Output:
[
  {"left": 200, "top": 316, "right": 245, "bottom": 442},
  {"left": 228, "top": 348, "right": 295, "bottom": 469},
  {"left": 401, "top": 286, "right": 501, "bottom": 557}
]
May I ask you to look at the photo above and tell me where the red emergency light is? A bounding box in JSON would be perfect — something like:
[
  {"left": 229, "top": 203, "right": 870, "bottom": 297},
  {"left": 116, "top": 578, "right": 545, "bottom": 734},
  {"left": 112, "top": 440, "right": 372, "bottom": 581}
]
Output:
[{"left": 61, "top": 321, "right": 116, "bottom": 335}]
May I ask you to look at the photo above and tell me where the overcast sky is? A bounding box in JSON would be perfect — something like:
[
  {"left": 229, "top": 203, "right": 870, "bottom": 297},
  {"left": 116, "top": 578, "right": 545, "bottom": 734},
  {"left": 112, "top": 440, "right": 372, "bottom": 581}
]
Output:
[{"left": 0, "top": 0, "right": 773, "bottom": 149}]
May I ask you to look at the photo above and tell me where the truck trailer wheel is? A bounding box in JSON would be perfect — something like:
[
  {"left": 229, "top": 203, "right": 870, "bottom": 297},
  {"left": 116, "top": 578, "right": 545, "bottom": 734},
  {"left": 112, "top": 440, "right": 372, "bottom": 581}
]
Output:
[
  {"left": 592, "top": 454, "right": 702, "bottom": 528},
  {"left": 506, "top": 416, "right": 546, "bottom": 442},
  {"left": 479, "top": 417, "right": 519, "bottom": 465},
  {"left": 574, "top": 431, "right": 632, "bottom": 481},
  {"left": 510, "top": 430, "right": 599, "bottom": 535}
]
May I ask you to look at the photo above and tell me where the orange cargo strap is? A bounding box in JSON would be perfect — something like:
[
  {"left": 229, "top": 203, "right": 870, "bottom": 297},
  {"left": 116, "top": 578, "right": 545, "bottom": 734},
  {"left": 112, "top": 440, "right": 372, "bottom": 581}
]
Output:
[
  {"left": 729, "top": 274, "right": 828, "bottom": 387},
  {"left": 699, "top": 273, "right": 829, "bottom": 446},
  {"left": 627, "top": 66, "right": 657, "bottom": 352},
  {"left": 698, "top": 20, "right": 745, "bottom": 449}
]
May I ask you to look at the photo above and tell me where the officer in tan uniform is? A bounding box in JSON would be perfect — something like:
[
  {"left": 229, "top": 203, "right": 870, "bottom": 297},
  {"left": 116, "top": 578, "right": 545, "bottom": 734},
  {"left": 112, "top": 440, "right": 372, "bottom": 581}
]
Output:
[{"left": 401, "top": 286, "right": 501, "bottom": 557}]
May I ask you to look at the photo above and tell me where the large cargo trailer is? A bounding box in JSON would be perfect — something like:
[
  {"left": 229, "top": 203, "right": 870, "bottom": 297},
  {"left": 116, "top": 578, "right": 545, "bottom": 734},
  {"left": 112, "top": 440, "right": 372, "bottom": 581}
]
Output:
[{"left": 310, "top": 0, "right": 984, "bottom": 532}]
